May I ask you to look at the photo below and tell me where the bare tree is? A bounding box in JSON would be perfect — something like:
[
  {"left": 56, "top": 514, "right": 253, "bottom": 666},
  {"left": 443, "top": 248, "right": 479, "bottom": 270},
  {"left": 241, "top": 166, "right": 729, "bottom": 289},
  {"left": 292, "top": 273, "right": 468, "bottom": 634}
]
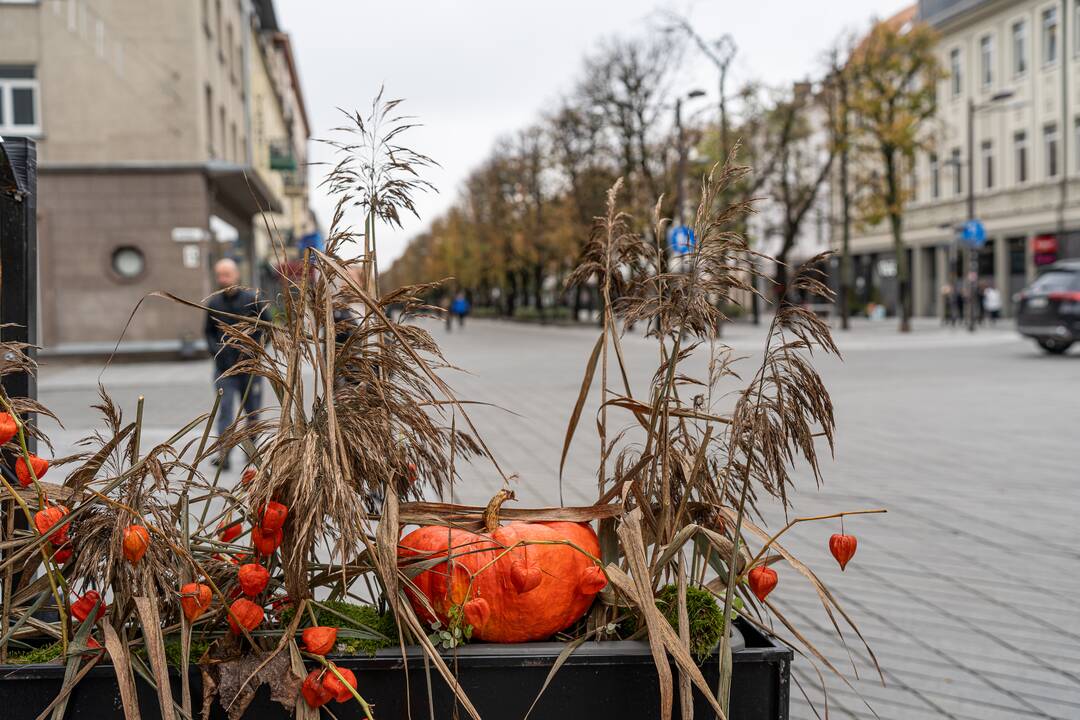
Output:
[
  {"left": 580, "top": 33, "right": 680, "bottom": 223},
  {"left": 547, "top": 98, "right": 618, "bottom": 319},
  {"left": 848, "top": 16, "right": 943, "bottom": 332},
  {"left": 823, "top": 36, "right": 858, "bottom": 330},
  {"left": 754, "top": 84, "right": 836, "bottom": 299}
]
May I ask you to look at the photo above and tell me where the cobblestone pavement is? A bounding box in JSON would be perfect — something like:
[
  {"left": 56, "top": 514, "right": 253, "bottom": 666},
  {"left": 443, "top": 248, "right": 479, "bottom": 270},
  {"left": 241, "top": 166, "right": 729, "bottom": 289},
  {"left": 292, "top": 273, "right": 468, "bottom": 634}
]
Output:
[{"left": 36, "top": 317, "right": 1080, "bottom": 720}]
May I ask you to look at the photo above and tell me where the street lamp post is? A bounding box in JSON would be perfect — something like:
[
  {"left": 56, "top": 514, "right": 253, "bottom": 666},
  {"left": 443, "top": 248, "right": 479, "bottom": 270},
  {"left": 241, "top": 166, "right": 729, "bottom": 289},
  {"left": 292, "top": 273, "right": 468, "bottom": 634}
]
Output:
[
  {"left": 662, "top": 17, "right": 736, "bottom": 164},
  {"left": 674, "top": 89, "right": 707, "bottom": 229},
  {"left": 963, "top": 90, "right": 1014, "bottom": 332}
]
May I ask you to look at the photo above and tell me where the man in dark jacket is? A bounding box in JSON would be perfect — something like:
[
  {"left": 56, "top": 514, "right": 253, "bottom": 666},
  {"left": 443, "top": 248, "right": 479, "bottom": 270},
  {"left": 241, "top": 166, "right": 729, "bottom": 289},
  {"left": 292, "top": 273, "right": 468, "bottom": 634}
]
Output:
[{"left": 204, "top": 258, "right": 271, "bottom": 470}]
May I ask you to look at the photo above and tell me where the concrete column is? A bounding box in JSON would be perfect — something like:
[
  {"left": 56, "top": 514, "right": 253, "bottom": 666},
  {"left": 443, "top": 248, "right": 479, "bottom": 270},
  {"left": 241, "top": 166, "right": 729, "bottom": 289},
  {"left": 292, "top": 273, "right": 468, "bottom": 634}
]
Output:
[
  {"left": 1025, "top": 233, "right": 1036, "bottom": 283},
  {"left": 911, "top": 244, "right": 926, "bottom": 316},
  {"left": 935, "top": 245, "right": 948, "bottom": 318},
  {"left": 993, "top": 236, "right": 1009, "bottom": 317}
]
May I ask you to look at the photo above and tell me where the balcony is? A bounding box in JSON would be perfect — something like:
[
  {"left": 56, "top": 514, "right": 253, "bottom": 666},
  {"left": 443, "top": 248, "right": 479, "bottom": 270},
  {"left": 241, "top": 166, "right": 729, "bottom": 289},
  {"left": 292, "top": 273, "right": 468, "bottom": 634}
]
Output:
[
  {"left": 281, "top": 169, "right": 306, "bottom": 196},
  {"left": 268, "top": 141, "right": 297, "bottom": 171}
]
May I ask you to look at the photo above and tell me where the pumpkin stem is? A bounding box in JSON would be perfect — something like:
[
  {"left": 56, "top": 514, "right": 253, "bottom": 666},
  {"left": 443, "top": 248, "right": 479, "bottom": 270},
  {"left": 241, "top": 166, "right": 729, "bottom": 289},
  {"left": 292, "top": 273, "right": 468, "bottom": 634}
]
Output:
[{"left": 482, "top": 489, "right": 515, "bottom": 533}]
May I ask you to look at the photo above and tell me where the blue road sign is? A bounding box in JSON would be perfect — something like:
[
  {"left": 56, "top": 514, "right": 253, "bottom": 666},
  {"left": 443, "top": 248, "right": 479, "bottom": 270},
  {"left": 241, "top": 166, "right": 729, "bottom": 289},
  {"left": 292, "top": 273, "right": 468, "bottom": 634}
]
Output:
[
  {"left": 960, "top": 219, "right": 986, "bottom": 248},
  {"left": 669, "top": 225, "right": 695, "bottom": 254}
]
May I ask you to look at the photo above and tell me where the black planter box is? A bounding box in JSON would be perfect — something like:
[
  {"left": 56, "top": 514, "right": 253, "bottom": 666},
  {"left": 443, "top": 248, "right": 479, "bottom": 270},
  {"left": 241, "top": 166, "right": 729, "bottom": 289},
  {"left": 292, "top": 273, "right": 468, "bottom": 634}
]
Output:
[{"left": 1, "top": 620, "right": 790, "bottom": 719}]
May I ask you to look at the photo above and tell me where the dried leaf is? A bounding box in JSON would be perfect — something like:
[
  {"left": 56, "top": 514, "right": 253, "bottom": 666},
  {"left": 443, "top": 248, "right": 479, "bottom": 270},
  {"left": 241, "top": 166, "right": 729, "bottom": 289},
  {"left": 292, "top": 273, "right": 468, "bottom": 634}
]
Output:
[
  {"left": 133, "top": 596, "right": 175, "bottom": 720},
  {"left": 102, "top": 619, "right": 141, "bottom": 720},
  {"left": 559, "top": 332, "right": 605, "bottom": 483}
]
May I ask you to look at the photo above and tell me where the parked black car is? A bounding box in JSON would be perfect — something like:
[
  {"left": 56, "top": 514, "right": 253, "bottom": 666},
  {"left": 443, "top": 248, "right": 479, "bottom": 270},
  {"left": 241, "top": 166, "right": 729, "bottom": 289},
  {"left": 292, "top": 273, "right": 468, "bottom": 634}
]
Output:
[{"left": 1016, "top": 259, "right": 1080, "bottom": 354}]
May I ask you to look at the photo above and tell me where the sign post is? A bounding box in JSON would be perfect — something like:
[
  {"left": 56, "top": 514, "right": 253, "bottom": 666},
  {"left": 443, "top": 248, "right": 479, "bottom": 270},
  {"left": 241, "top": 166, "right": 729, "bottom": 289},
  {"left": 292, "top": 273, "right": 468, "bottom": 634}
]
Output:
[
  {"left": 669, "top": 226, "right": 695, "bottom": 256},
  {"left": 957, "top": 219, "right": 986, "bottom": 332},
  {"left": 0, "top": 138, "right": 38, "bottom": 604},
  {"left": 0, "top": 137, "right": 38, "bottom": 417}
]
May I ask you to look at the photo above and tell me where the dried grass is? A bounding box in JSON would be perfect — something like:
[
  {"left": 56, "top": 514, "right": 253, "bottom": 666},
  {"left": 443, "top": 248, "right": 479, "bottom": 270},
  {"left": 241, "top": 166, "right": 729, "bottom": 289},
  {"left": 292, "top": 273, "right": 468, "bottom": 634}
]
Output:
[{"left": 0, "top": 91, "right": 881, "bottom": 720}]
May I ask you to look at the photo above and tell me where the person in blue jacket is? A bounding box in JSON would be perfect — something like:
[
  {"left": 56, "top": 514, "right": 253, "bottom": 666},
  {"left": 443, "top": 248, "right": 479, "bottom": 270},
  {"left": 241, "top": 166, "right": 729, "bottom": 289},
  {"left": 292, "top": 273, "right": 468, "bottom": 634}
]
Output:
[{"left": 450, "top": 291, "right": 470, "bottom": 329}]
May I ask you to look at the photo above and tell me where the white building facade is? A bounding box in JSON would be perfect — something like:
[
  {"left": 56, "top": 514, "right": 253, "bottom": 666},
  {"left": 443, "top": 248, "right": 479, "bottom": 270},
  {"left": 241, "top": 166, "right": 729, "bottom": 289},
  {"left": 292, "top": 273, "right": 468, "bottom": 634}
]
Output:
[{"left": 840, "top": 0, "right": 1080, "bottom": 318}]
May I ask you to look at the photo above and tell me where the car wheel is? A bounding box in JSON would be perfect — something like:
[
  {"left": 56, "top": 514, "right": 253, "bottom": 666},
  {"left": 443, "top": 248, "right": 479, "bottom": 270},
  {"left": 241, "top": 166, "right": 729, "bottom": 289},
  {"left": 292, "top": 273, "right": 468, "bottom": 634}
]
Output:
[{"left": 1037, "top": 339, "right": 1073, "bottom": 355}]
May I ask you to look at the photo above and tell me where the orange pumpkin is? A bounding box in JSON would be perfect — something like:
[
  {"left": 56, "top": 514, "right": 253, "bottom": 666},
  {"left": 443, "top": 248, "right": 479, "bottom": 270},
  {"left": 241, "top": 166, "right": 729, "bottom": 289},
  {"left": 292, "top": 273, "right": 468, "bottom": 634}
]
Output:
[
  {"left": 228, "top": 598, "right": 264, "bottom": 634},
  {"left": 302, "top": 626, "right": 338, "bottom": 655},
  {"left": 323, "top": 664, "right": 357, "bottom": 703},
  {"left": 237, "top": 563, "right": 269, "bottom": 597},
  {"left": 34, "top": 504, "right": 71, "bottom": 545},
  {"left": 301, "top": 670, "right": 333, "bottom": 708},
  {"left": 259, "top": 501, "right": 288, "bottom": 533},
  {"left": 0, "top": 412, "right": 17, "bottom": 444},
  {"left": 251, "top": 525, "right": 282, "bottom": 556},
  {"left": 122, "top": 525, "right": 150, "bottom": 564},
  {"left": 180, "top": 583, "right": 213, "bottom": 622},
  {"left": 71, "top": 590, "right": 106, "bottom": 623},
  {"left": 15, "top": 454, "right": 49, "bottom": 487},
  {"left": 398, "top": 490, "right": 607, "bottom": 643}
]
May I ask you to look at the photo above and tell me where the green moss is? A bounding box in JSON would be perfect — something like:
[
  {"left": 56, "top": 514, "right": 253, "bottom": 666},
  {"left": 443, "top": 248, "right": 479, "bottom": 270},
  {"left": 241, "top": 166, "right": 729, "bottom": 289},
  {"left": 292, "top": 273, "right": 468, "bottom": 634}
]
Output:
[
  {"left": 163, "top": 639, "right": 210, "bottom": 668},
  {"left": 654, "top": 584, "right": 726, "bottom": 661},
  {"left": 284, "top": 601, "right": 397, "bottom": 657},
  {"left": 130, "top": 638, "right": 209, "bottom": 669},
  {"left": 6, "top": 641, "right": 63, "bottom": 665}
]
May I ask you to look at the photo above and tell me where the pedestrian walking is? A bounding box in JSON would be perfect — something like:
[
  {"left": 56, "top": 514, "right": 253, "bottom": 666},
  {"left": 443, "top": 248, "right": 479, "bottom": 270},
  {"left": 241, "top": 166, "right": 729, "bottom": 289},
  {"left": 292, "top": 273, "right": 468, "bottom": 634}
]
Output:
[
  {"left": 204, "top": 258, "right": 272, "bottom": 470},
  {"left": 951, "top": 285, "right": 965, "bottom": 327},
  {"left": 983, "top": 283, "right": 1002, "bottom": 325},
  {"left": 940, "top": 283, "right": 953, "bottom": 325},
  {"left": 975, "top": 281, "right": 987, "bottom": 325},
  {"left": 451, "top": 291, "right": 470, "bottom": 328}
]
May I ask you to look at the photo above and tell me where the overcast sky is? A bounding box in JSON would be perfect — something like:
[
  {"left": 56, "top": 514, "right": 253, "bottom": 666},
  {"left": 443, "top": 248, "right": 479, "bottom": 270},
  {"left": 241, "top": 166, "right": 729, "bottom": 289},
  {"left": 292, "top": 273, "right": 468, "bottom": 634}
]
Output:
[{"left": 275, "top": 0, "right": 911, "bottom": 264}]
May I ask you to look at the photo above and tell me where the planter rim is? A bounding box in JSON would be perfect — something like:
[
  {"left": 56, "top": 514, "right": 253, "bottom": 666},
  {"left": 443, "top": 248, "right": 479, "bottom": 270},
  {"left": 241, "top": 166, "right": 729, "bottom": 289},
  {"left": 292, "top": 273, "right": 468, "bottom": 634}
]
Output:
[
  {"left": 371, "top": 624, "right": 746, "bottom": 660},
  {"left": 0, "top": 620, "right": 792, "bottom": 675}
]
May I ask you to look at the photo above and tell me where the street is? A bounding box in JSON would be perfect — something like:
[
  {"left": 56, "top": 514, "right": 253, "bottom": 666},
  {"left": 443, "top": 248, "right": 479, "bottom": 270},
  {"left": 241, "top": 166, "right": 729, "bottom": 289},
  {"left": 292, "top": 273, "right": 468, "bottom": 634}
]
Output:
[{"left": 36, "top": 318, "right": 1080, "bottom": 720}]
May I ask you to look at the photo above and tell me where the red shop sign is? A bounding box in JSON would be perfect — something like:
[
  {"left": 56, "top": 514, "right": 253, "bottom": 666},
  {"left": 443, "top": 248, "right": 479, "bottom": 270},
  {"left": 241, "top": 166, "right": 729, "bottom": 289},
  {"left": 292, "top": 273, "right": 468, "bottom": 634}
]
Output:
[{"left": 1032, "top": 235, "right": 1058, "bottom": 254}]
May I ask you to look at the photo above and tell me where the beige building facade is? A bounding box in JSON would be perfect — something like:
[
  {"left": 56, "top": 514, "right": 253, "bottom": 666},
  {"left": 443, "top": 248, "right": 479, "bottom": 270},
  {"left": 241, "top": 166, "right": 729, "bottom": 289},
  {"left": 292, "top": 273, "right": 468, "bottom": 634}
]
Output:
[
  {"left": 0, "top": 0, "right": 310, "bottom": 352},
  {"left": 839, "top": 0, "right": 1080, "bottom": 318},
  {"left": 249, "top": 2, "right": 313, "bottom": 286}
]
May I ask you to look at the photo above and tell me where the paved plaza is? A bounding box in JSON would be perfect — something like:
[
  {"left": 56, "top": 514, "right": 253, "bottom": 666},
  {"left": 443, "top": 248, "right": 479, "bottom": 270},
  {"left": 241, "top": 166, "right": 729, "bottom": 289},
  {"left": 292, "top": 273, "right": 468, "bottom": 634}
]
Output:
[{"left": 35, "top": 317, "right": 1080, "bottom": 719}]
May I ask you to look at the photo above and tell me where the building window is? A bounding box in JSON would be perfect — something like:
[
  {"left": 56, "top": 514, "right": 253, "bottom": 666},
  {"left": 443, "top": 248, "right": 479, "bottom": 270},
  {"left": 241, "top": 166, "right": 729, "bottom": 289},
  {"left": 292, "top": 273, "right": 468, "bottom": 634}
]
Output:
[
  {"left": 981, "top": 140, "right": 994, "bottom": 189},
  {"left": 1014, "top": 130, "right": 1028, "bottom": 183},
  {"left": 1075, "top": 0, "right": 1080, "bottom": 56},
  {"left": 908, "top": 156, "right": 917, "bottom": 201},
  {"left": 929, "top": 152, "right": 940, "bottom": 199},
  {"left": 0, "top": 65, "right": 41, "bottom": 136},
  {"left": 950, "top": 47, "right": 962, "bottom": 97},
  {"left": 227, "top": 23, "right": 234, "bottom": 74},
  {"left": 1044, "top": 123, "right": 1059, "bottom": 178},
  {"left": 111, "top": 247, "right": 146, "bottom": 280},
  {"left": 980, "top": 35, "right": 993, "bottom": 88},
  {"left": 1042, "top": 6, "right": 1058, "bottom": 65},
  {"left": 1075, "top": 117, "right": 1080, "bottom": 171},
  {"left": 1013, "top": 20, "right": 1028, "bottom": 76},
  {"left": 202, "top": 0, "right": 211, "bottom": 35},
  {"left": 216, "top": 0, "right": 223, "bottom": 57},
  {"left": 205, "top": 84, "right": 214, "bottom": 157},
  {"left": 219, "top": 106, "right": 226, "bottom": 160},
  {"left": 231, "top": 121, "right": 238, "bottom": 163},
  {"left": 951, "top": 147, "right": 962, "bottom": 194}
]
